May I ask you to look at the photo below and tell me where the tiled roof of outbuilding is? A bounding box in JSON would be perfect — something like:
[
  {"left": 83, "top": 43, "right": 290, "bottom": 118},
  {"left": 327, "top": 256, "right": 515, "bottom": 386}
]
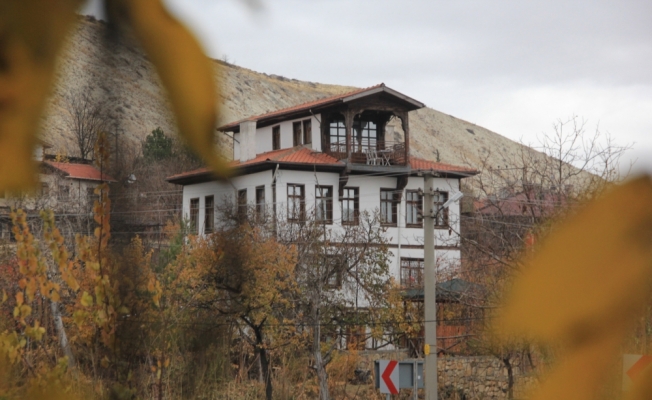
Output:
[{"left": 45, "top": 161, "right": 116, "bottom": 182}]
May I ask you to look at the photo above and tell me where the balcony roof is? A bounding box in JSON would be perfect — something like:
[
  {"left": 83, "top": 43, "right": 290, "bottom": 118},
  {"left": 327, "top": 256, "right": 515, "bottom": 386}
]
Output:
[{"left": 217, "top": 83, "right": 426, "bottom": 133}]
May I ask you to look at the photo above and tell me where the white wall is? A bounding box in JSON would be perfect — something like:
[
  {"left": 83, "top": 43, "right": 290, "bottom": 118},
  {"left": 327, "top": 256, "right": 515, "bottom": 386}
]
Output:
[
  {"left": 181, "top": 170, "right": 464, "bottom": 283},
  {"left": 233, "top": 114, "right": 322, "bottom": 159}
]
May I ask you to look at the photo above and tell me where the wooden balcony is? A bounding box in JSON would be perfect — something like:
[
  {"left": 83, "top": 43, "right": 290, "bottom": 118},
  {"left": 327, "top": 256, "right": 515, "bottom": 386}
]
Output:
[{"left": 325, "top": 140, "right": 407, "bottom": 166}]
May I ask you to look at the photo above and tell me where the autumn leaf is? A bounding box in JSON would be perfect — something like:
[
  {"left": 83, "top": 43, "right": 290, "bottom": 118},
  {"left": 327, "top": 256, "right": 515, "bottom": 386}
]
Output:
[
  {"left": 494, "top": 176, "right": 652, "bottom": 399},
  {"left": 80, "top": 291, "right": 94, "bottom": 307},
  {"left": 0, "top": 1, "right": 82, "bottom": 192},
  {"left": 107, "top": 0, "right": 231, "bottom": 178}
]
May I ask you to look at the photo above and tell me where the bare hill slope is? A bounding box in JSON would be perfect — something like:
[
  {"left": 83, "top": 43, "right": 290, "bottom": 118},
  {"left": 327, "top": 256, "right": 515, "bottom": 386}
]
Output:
[{"left": 41, "top": 16, "right": 532, "bottom": 174}]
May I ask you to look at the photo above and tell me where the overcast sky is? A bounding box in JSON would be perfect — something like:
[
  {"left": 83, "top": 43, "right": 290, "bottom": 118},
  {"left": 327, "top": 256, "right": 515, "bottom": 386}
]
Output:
[{"left": 83, "top": 0, "right": 652, "bottom": 173}]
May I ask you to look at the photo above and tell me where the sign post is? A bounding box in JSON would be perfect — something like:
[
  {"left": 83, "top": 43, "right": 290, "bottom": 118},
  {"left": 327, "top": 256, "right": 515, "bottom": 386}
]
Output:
[{"left": 375, "top": 359, "right": 423, "bottom": 398}]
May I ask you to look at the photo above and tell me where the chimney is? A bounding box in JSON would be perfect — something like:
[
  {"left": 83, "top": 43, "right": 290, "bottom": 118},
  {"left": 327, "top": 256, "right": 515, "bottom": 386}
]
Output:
[{"left": 239, "top": 120, "right": 257, "bottom": 162}]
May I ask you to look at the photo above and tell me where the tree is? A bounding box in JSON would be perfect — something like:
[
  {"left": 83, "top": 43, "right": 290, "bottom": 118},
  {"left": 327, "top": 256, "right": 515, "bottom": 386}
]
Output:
[
  {"left": 274, "top": 209, "right": 400, "bottom": 400},
  {"left": 459, "top": 116, "right": 632, "bottom": 398},
  {"left": 142, "top": 127, "right": 174, "bottom": 162},
  {"left": 168, "top": 222, "right": 299, "bottom": 400},
  {"left": 63, "top": 86, "right": 112, "bottom": 160}
]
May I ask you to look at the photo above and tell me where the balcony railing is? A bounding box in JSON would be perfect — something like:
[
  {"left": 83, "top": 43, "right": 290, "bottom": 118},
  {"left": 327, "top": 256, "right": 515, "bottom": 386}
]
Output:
[{"left": 326, "top": 140, "right": 407, "bottom": 166}]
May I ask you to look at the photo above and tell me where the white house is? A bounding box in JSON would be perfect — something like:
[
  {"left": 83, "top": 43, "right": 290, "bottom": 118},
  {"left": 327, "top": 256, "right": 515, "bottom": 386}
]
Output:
[{"left": 167, "top": 84, "right": 477, "bottom": 293}]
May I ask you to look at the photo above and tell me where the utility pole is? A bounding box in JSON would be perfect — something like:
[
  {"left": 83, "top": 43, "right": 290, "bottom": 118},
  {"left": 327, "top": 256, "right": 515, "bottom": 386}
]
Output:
[
  {"left": 424, "top": 174, "right": 464, "bottom": 400},
  {"left": 423, "top": 173, "right": 438, "bottom": 400}
]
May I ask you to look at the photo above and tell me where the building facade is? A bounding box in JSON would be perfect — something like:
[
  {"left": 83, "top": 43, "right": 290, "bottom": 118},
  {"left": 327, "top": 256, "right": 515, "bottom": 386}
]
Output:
[{"left": 168, "top": 84, "right": 477, "bottom": 299}]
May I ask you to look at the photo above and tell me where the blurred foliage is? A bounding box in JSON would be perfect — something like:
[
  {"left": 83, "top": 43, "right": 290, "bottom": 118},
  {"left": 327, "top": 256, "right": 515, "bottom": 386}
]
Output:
[
  {"left": 493, "top": 176, "right": 652, "bottom": 400},
  {"left": 0, "top": 0, "right": 229, "bottom": 194}
]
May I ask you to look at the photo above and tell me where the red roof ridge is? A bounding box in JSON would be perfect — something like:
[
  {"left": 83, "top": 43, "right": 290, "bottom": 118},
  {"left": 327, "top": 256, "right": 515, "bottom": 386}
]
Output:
[
  {"left": 218, "top": 84, "right": 385, "bottom": 131},
  {"left": 409, "top": 157, "right": 479, "bottom": 174},
  {"left": 44, "top": 161, "right": 117, "bottom": 182}
]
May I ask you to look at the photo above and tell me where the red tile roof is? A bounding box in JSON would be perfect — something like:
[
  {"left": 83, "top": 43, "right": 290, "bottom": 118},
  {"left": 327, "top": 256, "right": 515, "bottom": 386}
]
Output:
[
  {"left": 218, "top": 83, "right": 407, "bottom": 132},
  {"left": 235, "top": 146, "right": 342, "bottom": 166},
  {"left": 167, "top": 149, "right": 477, "bottom": 184},
  {"left": 409, "top": 158, "right": 478, "bottom": 175},
  {"left": 45, "top": 161, "right": 116, "bottom": 182},
  {"left": 166, "top": 147, "right": 343, "bottom": 182}
]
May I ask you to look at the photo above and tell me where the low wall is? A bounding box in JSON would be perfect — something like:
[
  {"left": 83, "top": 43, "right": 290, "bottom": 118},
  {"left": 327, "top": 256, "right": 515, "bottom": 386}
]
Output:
[{"left": 438, "top": 355, "right": 537, "bottom": 399}]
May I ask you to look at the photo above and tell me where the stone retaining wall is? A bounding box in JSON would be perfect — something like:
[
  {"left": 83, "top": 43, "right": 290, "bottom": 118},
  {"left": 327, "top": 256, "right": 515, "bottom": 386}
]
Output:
[{"left": 438, "top": 355, "right": 537, "bottom": 399}]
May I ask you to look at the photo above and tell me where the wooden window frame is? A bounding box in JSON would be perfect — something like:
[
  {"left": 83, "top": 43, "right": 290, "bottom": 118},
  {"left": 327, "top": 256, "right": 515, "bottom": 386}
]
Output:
[
  {"left": 287, "top": 184, "right": 305, "bottom": 222},
  {"left": 328, "top": 117, "right": 346, "bottom": 153},
  {"left": 204, "top": 195, "right": 214, "bottom": 234},
  {"left": 341, "top": 187, "right": 359, "bottom": 225},
  {"left": 189, "top": 198, "right": 200, "bottom": 234},
  {"left": 315, "top": 185, "right": 333, "bottom": 224},
  {"left": 293, "top": 122, "right": 302, "bottom": 147},
  {"left": 237, "top": 189, "right": 247, "bottom": 221},
  {"left": 303, "top": 119, "right": 312, "bottom": 145},
  {"left": 58, "top": 184, "right": 70, "bottom": 200},
  {"left": 406, "top": 190, "right": 423, "bottom": 228},
  {"left": 400, "top": 258, "right": 424, "bottom": 288},
  {"left": 272, "top": 125, "right": 281, "bottom": 150},
  {"left": 255, "top": 186, "right": 265, "bottom": 221},
  {"left": 434, "top": 191, "right": 449, "bottom": 228},
  {"left": 324, "top": 254, "right": 344, "bottom": 289},
  {"left": 380, "top": 188, "right": 398, "bottom": 226}
]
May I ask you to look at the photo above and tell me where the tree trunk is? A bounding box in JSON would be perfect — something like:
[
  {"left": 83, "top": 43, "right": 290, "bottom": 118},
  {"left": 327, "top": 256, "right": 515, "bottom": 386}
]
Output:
[
  {"left": 254, "top": 326, "right": 273, "bottom": 400},
  {"left": 51, "top": 300, "right": 75, "bottom": 367},
  {"left": 502, "top": 356, "right": 514, "bottom": 400},
  {"left": 312, "top": 304, "right": 330, "bottom": 400}
]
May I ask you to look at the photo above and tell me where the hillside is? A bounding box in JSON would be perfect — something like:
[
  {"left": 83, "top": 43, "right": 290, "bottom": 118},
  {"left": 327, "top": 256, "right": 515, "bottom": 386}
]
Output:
[{"left": 41, "top": 16, "right": 534, "bottom": 176}]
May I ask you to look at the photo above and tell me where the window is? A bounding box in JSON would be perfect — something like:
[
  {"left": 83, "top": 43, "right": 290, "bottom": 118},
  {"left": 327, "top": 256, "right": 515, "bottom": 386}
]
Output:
[
  {"left": 272, "top": 126, "right": 281, "bottom": 150},
  {"left": 190, "top": 198, "right": 199, "bottom": 234},
  {"left": 287, "top": 184, "right": 305, "bottom": 222},
  {"left": 204, "top": 195, "right": 214, "bottom": 234},
  {"left": 41, "top": 183, "right": 50, "bottom": 197},
  {"left": 58, "top": 185, "right": 70, "bottom": 200},
  {"left": 329, "top": 118, "right": 346, "bottom": 153},
  {"left": 237, "top": 189, "right": 247, "bottom": 220},
  {"left": 315, "top": 185, "right": 333, "bottom": 224},
  {"left": 255, "top": 186, "right": 265, "bottom": 220},
  {"left": 434, "top": 191, "right": 449, "bottom": 227},
  {"left": 341, "top": 187, "right": 359, "bottom": 225},
  {"left": 352, "top": 117, "right": 377, "bottom": 153},
  {"left": 303, "top": 119, "right": 312, "bottom": 145},
  {"left": 380, "top": 189, "right": 398, "bottom": 226},
  {"left": 406, "top": 190, "right": 422, "bottom": 227},
  {"left": 401, "top": 258, "right": 424, "bottom": 288},
  {"left": 324, "top": 254, "right": 344, "bottom": 289},
  {"left": 293, "top": 122, "right": 302, "bottom": 147}
]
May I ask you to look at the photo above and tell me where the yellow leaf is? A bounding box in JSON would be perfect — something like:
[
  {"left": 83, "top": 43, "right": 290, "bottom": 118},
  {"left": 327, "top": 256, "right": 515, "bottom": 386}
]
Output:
[
  {"left": 73, "top": 310, "right": 86, "bottom": 329},
  {"left": 1, "top": 290, "right": 6, "bottom": 303},
  {"left": 0, "top": 1, "right": 82, "bottom": 192},
  {"left": 15, "top": 292, "right": 23, "bottom": 307},
  {"left": 101, "top": 356, "right": 110, "bottom": 368},
  {"left": 496, "top": 176, "right": 652, "bottom": 343},
  {"left": 80, "top": 291, "right": 94, "bottom": 307},
  {"left": 109, "top": 0, "right": 231, "bottom": 178}
]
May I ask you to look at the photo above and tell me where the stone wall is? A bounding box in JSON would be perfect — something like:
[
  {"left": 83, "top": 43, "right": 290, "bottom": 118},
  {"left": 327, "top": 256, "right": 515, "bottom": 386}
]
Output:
[{"left": 438, "top": 355, "right": 537, "bottom": 400}]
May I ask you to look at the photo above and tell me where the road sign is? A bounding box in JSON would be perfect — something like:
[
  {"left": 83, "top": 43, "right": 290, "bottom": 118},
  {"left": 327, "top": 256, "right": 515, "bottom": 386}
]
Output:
[
  {"left": 378, "top": 360, "right": 399, "bottom": 394},
  {"left": 623, "top": 354, "right": 652, "bottom": 391}
]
